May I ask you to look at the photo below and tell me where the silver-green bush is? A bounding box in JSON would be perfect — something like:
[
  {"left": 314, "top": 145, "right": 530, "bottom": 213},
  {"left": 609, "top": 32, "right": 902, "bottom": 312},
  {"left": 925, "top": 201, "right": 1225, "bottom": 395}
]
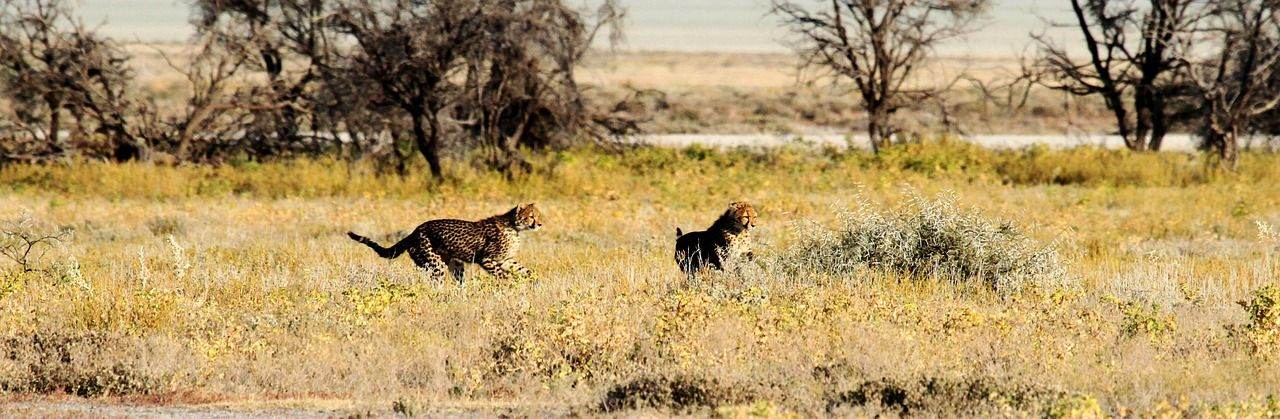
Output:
[{"left": 779, "top": 194, "right": 1067, "bottom": 292}]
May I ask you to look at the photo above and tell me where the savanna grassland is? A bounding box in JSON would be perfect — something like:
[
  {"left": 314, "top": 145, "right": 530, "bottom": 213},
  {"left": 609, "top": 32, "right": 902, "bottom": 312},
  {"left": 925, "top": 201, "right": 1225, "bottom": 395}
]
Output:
[{"left": 1, "top": 143, "right": 1279, "bottom": 416}]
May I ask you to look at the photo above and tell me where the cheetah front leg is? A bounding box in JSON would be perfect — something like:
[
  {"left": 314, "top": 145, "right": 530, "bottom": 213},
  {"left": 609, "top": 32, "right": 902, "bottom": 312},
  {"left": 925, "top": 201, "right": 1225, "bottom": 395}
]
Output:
[
  {"left": 479, "top": 258, "right": 534, "bottom": 280},
  {"left": 501, "top": 260, "right": 533, "bottom": 280}
]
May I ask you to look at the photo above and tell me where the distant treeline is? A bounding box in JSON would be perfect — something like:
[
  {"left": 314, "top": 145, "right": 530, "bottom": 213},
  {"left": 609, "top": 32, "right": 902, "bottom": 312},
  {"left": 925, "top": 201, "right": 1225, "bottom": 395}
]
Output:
[
  {"left": 770, "top": 0, "right": 1280, "bottom": 167},
  {"left": 0, "top": 0, "right": 650, "bottom": 176},
  {"left": 2, "top": 0, "right": 1279, "bottom": 174}
]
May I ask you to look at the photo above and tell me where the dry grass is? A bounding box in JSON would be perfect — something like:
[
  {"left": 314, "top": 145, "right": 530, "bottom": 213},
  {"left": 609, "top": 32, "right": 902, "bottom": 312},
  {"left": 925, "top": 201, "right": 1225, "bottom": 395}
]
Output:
[{"left": 0, "top": 144, "right": 1279, "bottom": 415}]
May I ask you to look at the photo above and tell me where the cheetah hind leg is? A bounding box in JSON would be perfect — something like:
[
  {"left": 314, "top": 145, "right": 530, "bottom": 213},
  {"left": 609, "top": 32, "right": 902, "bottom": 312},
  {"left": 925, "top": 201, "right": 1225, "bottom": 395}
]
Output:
[
  {"left": 447, "top": 260, "right": 465, "bottom": 284},
  {"left": 407, "top": 242, "right": 448, "bottom": 283}
]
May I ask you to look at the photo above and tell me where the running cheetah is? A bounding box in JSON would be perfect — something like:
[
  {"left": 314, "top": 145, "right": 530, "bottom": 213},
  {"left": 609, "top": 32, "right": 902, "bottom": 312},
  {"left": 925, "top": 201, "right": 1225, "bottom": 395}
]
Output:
[{"left": 348, "top": 204, "right": 543, "bottom": 283}]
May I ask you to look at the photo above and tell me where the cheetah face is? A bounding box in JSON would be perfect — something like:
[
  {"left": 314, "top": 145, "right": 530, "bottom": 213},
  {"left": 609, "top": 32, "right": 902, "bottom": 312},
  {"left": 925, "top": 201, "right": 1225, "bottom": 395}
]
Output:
[
  {"left": 727, "top": 202, "right": 758, "bottom": 231},
  {"left": 514, "top": 203, "right": 544, "bottom": 231}
]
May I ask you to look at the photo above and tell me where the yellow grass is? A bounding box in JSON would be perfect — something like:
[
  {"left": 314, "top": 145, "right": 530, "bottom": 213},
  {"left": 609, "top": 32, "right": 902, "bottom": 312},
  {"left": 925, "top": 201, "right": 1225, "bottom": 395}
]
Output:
[{"left": 0, "top": 144, "right": 1278, "bottom": 415}]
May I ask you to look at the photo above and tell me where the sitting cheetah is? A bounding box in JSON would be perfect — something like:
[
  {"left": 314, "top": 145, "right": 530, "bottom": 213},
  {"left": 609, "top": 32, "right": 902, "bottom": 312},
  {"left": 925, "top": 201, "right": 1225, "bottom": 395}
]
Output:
[
  {"left": 347, "top": 204, "right": 543, "bottom": 284},
  {"left": 675, "top": 202, "right": 758, "bottom": 276}
]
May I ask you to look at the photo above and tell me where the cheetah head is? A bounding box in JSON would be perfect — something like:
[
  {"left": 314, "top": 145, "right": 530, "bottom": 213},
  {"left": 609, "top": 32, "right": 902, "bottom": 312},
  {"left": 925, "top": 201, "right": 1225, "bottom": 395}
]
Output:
[
  {"left": 725, "top": 201, "right": 758, "bottom": 231},
  {"left": 511, "top": 203, "right": 544, "bottom": 231}
]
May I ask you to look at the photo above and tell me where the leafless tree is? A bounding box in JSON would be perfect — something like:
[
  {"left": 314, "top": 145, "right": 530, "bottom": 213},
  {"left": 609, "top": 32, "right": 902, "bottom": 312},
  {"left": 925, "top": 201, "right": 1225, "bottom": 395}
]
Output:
[
  {"left": 1183, "top": 0, "right": 1280, "bottom": 166},
  {"left": 0, "top": 0, "right": 146, "bottom": 162},
  {"left": 328, "top": 0, "right": 486, "bottom": 178},
  {"left": 142, "top": 40, "right": 257, "bottom": 162},
  {"left": 772, "top": 0, "right": 989, "bottom": 153},
  {"left": 461, "top": 0, "right": 625, "bottom": 173},
  {"left": 1034, "top": 0, "right": 1199, "bottom": 151},
  {"left": 192, "top": 0, "right": 338, "bottom": 155},
  {"left": 329, "top": 0, "right": 626, "bottom": 178},
  {"left": 0, "top": 214, "right": 71, "bottom": 275}
]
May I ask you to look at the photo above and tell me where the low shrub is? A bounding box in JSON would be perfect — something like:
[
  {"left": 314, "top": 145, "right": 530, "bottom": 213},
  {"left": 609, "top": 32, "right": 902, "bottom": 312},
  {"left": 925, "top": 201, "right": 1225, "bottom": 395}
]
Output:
[
  {"left": 597, "top": 375, "right": 753, "bottom": 413},
  {"left": 0, "top": 332, "right": 160, "bottom": 396},
  {"left": 778, "top": 194, "right": 1067, "bottom": 292},
  {"left": 824, "top": 376, "right": 1099, "bottom": 417}
]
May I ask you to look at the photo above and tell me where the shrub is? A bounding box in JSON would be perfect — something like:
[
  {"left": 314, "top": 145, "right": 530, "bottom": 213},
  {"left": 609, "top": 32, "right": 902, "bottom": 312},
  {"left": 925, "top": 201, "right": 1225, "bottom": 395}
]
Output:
[
  {"left": 824, "top": 376, "right": 1098, "bottom": 417},
  {"left": 0, "top": 214, "right": 73, "bottom": 278},
  {"left": 874, "top": 138, "right": 992, "bottom": 177},
  {"left": 1110, "top": 298, "right": 1178, "bottom": 341},
  {"left": 145, "top": 215, "right": 187, "bottom": 237},
  {"left": 778, "top": 194, "right": 1067, "bottom": 292},
  {"left": 0, "top": 332, "right": 160, "bottom": 396},
  {"left": 1229, "top": 285, "right": 1280, "bottom": 359},
  {"left": 597, "top": 375, "right": 752, "bottom": 413}
]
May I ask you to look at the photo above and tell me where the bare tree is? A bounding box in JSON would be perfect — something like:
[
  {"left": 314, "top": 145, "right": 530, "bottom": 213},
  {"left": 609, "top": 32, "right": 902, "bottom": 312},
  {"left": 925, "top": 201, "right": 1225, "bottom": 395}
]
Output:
[
  {"left": 329, "top": 0, "right": 626, "bottom": 178},
  {"left": 1183, "top": 0, "right": 1280, "bottom": 166},
  {"left": 1034, "top": 0, "right": 1199, "bottom": 151},
  {"left": 328, "top": 0, "right": 485, "bottom": 178},
  {"left": 772, "top": 0, "right": 989, "bottom": 153},
  {"left": 0, "top": 214, "right": 71, "bottom": 276},
  {"left": 461, "top": 0, "right": 625, "bottom": 173},
  {"left": 142, "top": 40, "right": 258, "bottom": 162},
  {"left": 0, "top": 0, "right": 146, "bottom": 161},
  {"left": 192, "top": 0, "right": 338, "bottom": 155},
  {"left": 311, "top": 67, "right": 411, "bottom": 173}
]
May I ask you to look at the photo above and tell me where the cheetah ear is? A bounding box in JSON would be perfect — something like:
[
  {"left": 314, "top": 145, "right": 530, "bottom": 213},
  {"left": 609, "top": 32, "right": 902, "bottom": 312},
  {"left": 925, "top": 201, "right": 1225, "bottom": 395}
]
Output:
[{"left": 676, "top": 227, "right": 684, "bottom": 237}]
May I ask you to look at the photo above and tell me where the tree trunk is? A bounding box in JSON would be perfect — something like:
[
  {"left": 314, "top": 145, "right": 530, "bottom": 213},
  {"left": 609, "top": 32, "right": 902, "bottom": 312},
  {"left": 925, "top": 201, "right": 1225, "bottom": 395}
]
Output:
[
  {"left": 1205, "top": 119, "right": 1239, "bottom": 169},
  {"left": 410, "top": 111, "right": 443, "bottom": 178},
  {"left": 389, "top": 128, "right": 410, "bottom": 177},
  {"left": 866, "top": 105, "right": 892, "bottom": 154},
  {"left": 46, "top": 98, "right": 62, "bottom": 154},
  {"left": 1148, "top": 96, "right": 1169, "bottom": 151},
  {"left": 1221, "top": 129, "right": 1239, "bottom": 170},
  {"left": 1133, "top": 84, "right": 1154, "bottom": 151},
  {"left": 1106, "top": 90, "right": 1137, "bottom": 150}
]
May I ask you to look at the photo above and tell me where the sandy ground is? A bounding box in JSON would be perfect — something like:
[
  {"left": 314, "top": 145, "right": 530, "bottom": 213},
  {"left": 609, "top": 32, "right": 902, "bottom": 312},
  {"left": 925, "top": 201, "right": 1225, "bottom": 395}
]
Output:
[{"left": 125, "top": 44, "right": 1020, "bottom": 91}]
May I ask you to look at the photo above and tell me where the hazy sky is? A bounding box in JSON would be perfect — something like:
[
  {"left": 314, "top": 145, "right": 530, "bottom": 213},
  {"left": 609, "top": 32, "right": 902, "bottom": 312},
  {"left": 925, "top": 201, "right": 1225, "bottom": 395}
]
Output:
[{"left": 77, "top": 0, "right": 1077, "bottom": 56}]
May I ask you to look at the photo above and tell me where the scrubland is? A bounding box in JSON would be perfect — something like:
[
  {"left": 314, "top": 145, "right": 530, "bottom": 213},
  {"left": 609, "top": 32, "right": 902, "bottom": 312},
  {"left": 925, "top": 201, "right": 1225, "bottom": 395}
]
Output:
[
  {"left": 125, "top": 47, "right": 1111, "bottom": 136},
  {"left": 0, "top": 142, "right": 1278, "bottom": 416}
]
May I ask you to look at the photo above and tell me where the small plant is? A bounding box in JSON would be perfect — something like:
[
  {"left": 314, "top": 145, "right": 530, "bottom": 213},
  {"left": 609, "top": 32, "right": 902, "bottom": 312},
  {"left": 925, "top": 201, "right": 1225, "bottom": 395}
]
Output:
[
  {"left": 391, "top": 397, "right": 416, "bottom": 416},
  {"left": 1259, "top": 221, "right": 1279, "bottom": 249},
  {"left": 1229, "top": 285, "right": 1280, "bottom": 359},
  {"left": 778, "top": 194, "right": 1067, "bottom": 292},
  {"left": 0, "top": 214, "right": 72, "bottom": 276},
  {"left": 1109, "top": 298, "right": 1177, "bottom": 341},
  {"left": 145, "top": 216, "right": 186, "bottom": 237}
]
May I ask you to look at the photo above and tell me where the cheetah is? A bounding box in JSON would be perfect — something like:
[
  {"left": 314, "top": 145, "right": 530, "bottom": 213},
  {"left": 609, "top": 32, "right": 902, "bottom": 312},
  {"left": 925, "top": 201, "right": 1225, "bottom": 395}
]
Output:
[
  {"left": 347, "top": 204, "right": 543, "bottom": 283},
  {"left": 675, "top": 202, "right": 758, "bottom": 276}
]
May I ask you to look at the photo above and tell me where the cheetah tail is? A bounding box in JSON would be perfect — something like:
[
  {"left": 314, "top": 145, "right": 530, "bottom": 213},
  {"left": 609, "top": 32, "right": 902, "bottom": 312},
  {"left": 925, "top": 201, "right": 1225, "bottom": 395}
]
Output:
[
  {"left": 676, "top": 227, "right": 684, "bottom": 237},
  {"left": 347, "top": 231, "right": 411, "bottom": 259}
]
